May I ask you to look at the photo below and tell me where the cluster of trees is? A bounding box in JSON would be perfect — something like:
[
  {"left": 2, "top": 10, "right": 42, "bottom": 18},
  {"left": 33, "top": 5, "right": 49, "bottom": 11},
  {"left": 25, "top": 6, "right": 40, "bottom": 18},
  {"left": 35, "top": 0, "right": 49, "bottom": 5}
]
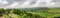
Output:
[
  {"left": 0, "top": 8, "right": 45, "bottom": 18},
  {"left": 0, "top": 8, "right": 5, "bottom": 17}
]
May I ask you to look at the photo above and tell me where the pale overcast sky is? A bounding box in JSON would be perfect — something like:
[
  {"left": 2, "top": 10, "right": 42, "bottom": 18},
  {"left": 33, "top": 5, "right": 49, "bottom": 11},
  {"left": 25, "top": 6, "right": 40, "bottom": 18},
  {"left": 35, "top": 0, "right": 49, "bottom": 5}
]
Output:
[{"left": 0, "top": 0, "right": 60, "bottom": 9}]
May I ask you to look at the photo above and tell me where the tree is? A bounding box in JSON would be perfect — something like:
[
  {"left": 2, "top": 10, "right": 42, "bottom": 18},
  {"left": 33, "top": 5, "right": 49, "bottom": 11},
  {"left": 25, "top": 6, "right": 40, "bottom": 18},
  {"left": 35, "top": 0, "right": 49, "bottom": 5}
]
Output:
[
  {"left": 13, "top": 9, "right": 26, "bottom": 16},
  {"left": 0, "top": 8, "right": 5, "bottom": 16}
]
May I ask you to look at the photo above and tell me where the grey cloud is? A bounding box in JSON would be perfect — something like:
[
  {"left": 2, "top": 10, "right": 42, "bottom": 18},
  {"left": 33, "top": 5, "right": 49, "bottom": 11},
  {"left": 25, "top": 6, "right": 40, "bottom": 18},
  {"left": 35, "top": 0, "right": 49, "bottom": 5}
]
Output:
[
  {"left": 30, "top": 0, "right": 37, "bottom": 5},
  {"left": 39, "top": 1, "right": 46, "bottom": 4},
  {"left": 7, "top": 0, "right": 26, "bottom": 5},
  {"left": 51, "top": 0, "right": 60, "bottom": 5},
  {"left": 0, "top": 0, "right": 60, "bottom": 9},
  {"left": 52, "top": 0, "right": 60, "bottom": 2}
]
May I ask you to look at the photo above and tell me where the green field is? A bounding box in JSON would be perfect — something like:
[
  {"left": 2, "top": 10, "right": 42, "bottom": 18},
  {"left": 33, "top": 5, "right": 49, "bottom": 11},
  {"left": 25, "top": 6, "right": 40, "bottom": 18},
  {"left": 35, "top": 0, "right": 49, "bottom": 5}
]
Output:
[{"left": 0, "top": 8, "right": 60, "bottom": 18}]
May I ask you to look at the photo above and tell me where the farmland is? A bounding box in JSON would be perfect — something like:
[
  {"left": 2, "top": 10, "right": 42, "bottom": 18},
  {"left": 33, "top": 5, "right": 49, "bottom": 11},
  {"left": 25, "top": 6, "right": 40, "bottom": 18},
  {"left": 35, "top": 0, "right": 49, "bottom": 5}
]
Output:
[{"left": 0, "top": 7, "right": 60, "bottom": 18}]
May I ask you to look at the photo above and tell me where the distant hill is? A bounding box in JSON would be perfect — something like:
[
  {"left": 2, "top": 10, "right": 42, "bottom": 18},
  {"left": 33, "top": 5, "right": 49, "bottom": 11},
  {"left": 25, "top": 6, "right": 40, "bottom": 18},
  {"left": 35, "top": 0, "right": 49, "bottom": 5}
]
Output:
[{"left": 21, "top": 7, "right": 48, "bottom": 12}]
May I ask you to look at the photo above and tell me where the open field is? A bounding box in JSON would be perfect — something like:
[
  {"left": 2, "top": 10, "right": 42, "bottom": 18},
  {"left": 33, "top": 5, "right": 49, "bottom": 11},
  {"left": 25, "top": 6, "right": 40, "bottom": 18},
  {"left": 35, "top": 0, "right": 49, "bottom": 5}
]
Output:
[{"left": 0, "top": 8, "right": 60, "bottom": 18}]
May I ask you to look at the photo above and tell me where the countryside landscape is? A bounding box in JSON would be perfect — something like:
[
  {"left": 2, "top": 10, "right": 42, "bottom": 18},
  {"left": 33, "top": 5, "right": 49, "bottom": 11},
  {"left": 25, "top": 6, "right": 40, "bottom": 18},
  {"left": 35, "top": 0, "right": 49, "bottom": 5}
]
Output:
[
  {"left": 0, "top": 7, "right": 60, "bottom": 18},
  {"left": 0, "top": 0, "right": 60, "bottom": 18}
]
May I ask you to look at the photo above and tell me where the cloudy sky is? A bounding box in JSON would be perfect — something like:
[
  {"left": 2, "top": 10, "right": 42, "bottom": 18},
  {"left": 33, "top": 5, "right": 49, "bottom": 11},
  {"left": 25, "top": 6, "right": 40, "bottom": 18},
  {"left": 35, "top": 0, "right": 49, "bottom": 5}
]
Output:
[{"left": 0, "top": 0, "right": 60, "bottom": 9}]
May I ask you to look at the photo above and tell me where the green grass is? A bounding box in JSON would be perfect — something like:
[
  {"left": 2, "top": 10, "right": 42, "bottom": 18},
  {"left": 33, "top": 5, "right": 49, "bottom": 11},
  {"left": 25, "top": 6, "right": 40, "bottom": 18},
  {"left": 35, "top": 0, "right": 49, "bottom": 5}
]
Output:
[
  {"left": 27, "top": 11, "right": 60, "bottom": 18},
  {"left": 28, "top": 12, "right": 47, "bottom": 17},
  {"left": 1, "top": 8, "right": 60, "bottom": 18}
]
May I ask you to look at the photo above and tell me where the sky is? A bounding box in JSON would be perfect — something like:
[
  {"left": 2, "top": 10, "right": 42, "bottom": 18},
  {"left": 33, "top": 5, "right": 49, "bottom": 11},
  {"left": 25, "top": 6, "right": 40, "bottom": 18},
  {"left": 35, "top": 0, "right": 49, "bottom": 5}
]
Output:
[{"left": 0, "top": 0, "right": 60, "bottom": 9}]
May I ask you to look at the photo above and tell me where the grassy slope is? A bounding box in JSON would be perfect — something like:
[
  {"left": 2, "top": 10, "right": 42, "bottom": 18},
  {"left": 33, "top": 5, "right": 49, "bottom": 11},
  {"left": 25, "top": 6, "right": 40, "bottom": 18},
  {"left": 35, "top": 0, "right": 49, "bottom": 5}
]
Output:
[
  {"left": 28, "top": 12, "right": 47, "bottom": 17},
  {"left": 1, "top": 8, "right": 60, "bottom": 18},
  {"left": 27, "top": 8, "right": 60, "bottom": 18}
]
